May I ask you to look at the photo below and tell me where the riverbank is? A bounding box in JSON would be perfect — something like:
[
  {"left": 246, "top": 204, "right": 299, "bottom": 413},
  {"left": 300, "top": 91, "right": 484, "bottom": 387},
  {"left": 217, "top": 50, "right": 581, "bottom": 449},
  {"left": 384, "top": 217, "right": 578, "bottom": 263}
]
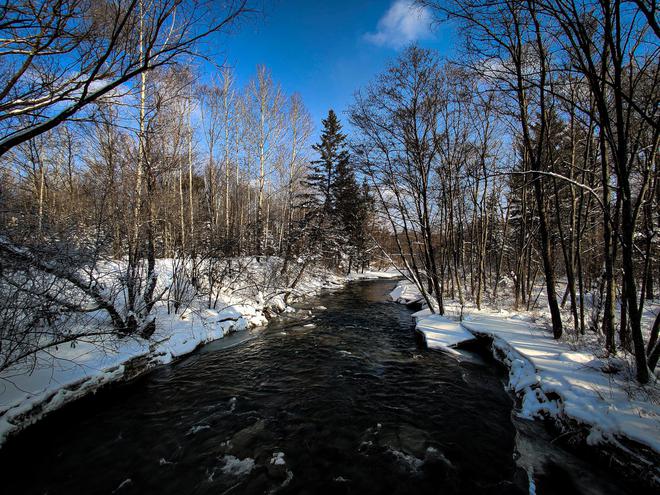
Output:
[
  {"left": 391, "top": 280, "right": 660, "bottom": 489},
  {"left": 0, "top": 277, "right": 553, "bottom": 495},
  {"left": 0, "top": 259, "right": 397, "bottom": 447}
]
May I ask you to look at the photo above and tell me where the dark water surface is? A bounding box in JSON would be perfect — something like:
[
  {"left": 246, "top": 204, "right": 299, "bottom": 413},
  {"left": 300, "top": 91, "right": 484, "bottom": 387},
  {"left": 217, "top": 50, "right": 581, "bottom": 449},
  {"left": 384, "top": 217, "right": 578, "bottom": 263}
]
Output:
[{"left": 0, "top": 280, "right": 635, "bottom": 494}]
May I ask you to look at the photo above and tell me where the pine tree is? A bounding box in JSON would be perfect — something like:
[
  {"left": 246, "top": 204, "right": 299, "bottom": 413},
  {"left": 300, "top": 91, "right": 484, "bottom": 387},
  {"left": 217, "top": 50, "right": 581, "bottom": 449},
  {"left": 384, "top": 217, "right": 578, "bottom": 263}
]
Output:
[
  {"left": 291, "top": 109, "right": 374, "bottom": 272},
  {"left": 297, "top": 109, "right": 351, "bottom": 263},
  {"left": 332, "top": 155, "right": 360, "bottom": 229},
  {"left": 352, "top": 180, "right": 375, "bottom": 272},
  {"left": 332, "top": 157, "right": 368, "bottom": 272},
  {"left": 301, "top": 109, "right": 349, "bottom": 213}
]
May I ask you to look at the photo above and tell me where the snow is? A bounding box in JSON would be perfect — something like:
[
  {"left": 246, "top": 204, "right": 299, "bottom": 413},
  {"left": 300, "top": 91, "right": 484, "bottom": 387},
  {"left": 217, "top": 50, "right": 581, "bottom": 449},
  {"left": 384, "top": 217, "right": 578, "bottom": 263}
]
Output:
[
  {"left": 0, "top": 261, "right": 396, "bottom": 447},
  {"left": 0, "top": 311, "right": 235, "bottom": 445},
  {"left": 392, "top": 280, "right": 660, "bottom": 456},
  {"left": 390, "top": 282, "right": 422, "bottom": 304},
  {"left": 414, "top": 313, "right": 476, "bottom": 354},
  {"left": 346, "top": 268, "right": 400, "bottom": 281},
  {"left": 270, "top": 451, "right": 286, "bottom": 466},
  {"left": 220, "top": 455, "right": 255, "bottom": 476},
  {"left": 466, "top": 315, "right": 660, "bottom": 453}
]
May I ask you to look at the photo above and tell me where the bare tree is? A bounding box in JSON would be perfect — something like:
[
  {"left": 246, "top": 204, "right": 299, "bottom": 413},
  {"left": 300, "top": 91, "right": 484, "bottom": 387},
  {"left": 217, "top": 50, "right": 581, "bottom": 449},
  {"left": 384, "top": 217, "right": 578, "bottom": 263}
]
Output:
[
  {"left": 0, "top": 0, "right": 252, "bottom": 157},
  {"left": 351, "top": 47, "right": 447, "bottom": 313},
  {"left": 243, "top": 65, "right": 285, "bottom": 255}
]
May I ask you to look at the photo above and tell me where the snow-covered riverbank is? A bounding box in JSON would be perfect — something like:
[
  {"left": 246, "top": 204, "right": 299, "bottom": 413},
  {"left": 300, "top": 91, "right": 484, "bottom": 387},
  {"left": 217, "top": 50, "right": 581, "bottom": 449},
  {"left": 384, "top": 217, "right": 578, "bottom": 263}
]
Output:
[
  {"left": 0, "top": 261, "right": 397, "bottom": 447},
  {"left": 391, "top": 280, "right": 660, "bottom": 487}
]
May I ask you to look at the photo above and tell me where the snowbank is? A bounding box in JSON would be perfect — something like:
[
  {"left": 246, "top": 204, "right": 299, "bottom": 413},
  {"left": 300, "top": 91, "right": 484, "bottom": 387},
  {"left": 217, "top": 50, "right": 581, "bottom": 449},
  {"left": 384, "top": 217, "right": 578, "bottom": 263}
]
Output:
[
  {"left": 346, "top": 268, "right": 400, "bottom": 281},
  {"left": 0, "top": 295, "right": 268, "bottom": 447},
  {"left": 392, "top": 280, "right": 660, "bottom": 486},
  {"left": 0, "top": 261, "right": 395, "bottom": 447},
  {"left": 413, "top": 309, "right": 475, "bottom": 355},
  {"left": 390, "top": 282, "right": 424, "bottom": 305}
]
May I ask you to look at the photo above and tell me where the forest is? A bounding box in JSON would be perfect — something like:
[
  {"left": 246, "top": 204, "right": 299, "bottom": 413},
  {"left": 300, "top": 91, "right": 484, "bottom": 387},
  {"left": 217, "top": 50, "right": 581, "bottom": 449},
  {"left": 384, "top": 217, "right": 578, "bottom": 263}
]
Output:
[{"left": 0, "top": 0, "right": 658, "bottom": 414}]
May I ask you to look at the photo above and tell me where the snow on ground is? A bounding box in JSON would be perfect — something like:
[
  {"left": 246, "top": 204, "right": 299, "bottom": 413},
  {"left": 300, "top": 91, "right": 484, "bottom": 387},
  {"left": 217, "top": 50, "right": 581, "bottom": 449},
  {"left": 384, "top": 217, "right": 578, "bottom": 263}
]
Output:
[
  {"left": 390, "top": 281, "right": 424, "bottom": 305},
  {"left": 0, "top": 260, "right": 395, "bottom": 447},
  {"left": 0, "top": 297, "right": 253, "bottom": 446},
  {"left": 412, "top": 310, "right": 475, "bottom": 355},
  {"left": 346, "top": 268, "right": 400, "bottom": 281},
  {"left": 392, "top": 280, "right": 660, "bottom": 458}
]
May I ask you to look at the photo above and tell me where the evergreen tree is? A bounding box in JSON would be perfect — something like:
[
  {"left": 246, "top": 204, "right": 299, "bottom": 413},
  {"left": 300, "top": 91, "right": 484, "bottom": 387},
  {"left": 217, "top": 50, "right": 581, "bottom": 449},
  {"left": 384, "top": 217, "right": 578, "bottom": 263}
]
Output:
[
  {"left": 301, "top": 109, "right": 349, "bottom": 213},
  {"left": 332, "top": 155, "right": 360, "bottom": 230},
  {"left": 352, "top": 179, "right": 375, "bottom": 272},
  {"left": 331, "top": 154, "right": 360, "bottom": 270},
  {"left": 333, "top": 159, "right": 377, "bottom": 272},
  {"left": 297, "top": 109, "right": 351, "bottom": 263},
  {"left": 293, "top": 109, "right": 375, "bottom": 272}
]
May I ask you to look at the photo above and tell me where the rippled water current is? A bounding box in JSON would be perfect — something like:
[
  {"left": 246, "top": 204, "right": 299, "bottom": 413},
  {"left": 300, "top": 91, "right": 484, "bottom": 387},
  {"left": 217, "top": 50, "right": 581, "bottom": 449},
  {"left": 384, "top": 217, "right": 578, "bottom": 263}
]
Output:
[{"left": 0, "top": 279, "right": 636, "bottom": 495}]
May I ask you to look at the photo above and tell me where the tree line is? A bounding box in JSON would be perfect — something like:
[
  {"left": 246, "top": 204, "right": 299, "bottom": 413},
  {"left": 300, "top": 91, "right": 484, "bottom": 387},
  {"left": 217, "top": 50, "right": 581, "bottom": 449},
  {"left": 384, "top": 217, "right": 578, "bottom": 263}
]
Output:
[
  {"left": 0, "top": 1, "right": 373, "bottom": 374},
  {"left": 351, "top": 0, "right": 658, "bottom": 383},
  {"left": 0, "top": 0, "right": 658, "bottom": 386}
]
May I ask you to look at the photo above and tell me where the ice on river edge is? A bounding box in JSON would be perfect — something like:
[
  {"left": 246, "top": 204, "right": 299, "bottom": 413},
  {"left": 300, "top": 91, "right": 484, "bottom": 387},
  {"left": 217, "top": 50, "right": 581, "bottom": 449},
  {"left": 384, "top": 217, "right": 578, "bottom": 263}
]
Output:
[
  {"left": 0, "top": 260, "right": 398, "bottom": 446},
  {"left": 392, "top": 280, "right": 660, "bottom": 457}
]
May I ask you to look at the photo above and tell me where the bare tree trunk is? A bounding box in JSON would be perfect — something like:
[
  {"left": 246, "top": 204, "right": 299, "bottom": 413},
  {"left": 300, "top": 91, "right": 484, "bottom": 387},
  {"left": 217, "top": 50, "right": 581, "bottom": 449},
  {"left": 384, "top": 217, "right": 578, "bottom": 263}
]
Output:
[{"left": 188, "top": 93, "right": 195, "bottom": 257}]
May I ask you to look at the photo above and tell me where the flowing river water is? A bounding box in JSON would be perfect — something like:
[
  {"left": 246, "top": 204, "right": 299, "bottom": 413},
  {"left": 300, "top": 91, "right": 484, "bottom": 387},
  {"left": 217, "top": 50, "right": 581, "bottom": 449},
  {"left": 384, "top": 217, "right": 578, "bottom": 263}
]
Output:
[{"left": 0, "top": 279, "right": 636, "bottom": 494}]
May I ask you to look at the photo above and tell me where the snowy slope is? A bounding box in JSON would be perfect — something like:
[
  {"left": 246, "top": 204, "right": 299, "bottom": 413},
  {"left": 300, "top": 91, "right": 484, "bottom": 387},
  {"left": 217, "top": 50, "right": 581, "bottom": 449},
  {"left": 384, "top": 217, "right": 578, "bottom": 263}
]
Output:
[
  {"left": 391, "top": 281, "right": 660, "bottom": 460},
  {"left": 0, "top": 262, "right": 395, "bottom": 447},
  {"left": 0, "top": 299, "right": 263, "bottom": 446},
  {"left": 413, "top": 310, "right": 475, "bottom": 354}
]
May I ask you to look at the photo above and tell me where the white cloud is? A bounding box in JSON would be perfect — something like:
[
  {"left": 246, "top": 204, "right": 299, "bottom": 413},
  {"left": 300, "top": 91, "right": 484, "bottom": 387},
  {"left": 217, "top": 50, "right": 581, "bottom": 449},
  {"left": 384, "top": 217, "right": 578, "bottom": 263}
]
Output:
[{"left": 364, "top": 0, "right": 433, "bottom": 49}]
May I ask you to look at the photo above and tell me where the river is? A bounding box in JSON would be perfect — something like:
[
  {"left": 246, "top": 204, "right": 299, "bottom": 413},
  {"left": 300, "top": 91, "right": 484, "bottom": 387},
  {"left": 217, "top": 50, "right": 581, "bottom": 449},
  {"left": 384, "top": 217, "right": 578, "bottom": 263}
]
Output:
[{"left": 0, "top": 279, "right": 635, "bottom": 494}]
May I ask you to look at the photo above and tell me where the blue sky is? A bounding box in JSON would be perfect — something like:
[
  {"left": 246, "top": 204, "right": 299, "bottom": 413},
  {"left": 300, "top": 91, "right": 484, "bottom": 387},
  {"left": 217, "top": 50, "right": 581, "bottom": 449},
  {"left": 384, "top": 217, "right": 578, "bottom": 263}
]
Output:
[{"left": 211, "top": 0, "right": 457, "bottom": 138}]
